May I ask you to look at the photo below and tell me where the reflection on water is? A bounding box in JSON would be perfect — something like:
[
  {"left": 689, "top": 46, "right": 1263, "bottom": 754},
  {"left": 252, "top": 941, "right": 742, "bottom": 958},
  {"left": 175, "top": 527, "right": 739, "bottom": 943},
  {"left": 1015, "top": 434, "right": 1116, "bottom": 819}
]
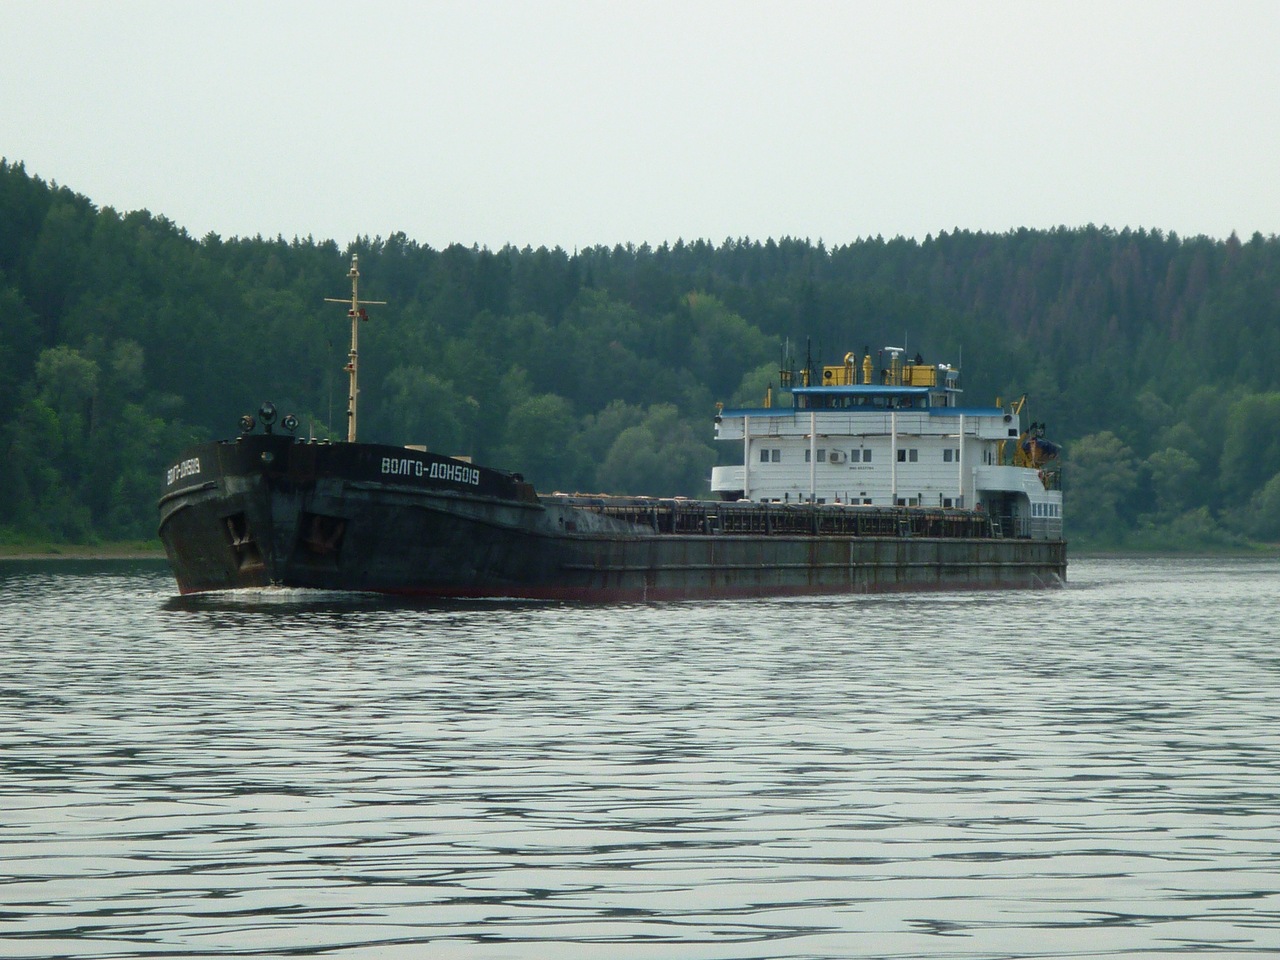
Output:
[{"left": 2, "top": 557, "right": 1280, "bottom": 958}]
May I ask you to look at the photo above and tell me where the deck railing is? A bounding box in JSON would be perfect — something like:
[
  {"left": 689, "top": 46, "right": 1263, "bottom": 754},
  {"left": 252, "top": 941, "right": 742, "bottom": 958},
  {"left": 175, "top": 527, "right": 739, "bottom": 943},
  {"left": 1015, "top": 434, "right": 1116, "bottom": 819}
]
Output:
[{"left": 560, "top": 498, "right": 999, "bottom": 539}]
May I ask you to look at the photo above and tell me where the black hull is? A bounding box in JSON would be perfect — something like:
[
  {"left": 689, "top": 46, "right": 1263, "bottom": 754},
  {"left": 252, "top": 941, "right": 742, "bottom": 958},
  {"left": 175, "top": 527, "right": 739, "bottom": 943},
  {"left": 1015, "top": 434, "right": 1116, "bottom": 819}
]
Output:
[{"left": 159, "top": 436, "right": 1067, "bottom": 600}]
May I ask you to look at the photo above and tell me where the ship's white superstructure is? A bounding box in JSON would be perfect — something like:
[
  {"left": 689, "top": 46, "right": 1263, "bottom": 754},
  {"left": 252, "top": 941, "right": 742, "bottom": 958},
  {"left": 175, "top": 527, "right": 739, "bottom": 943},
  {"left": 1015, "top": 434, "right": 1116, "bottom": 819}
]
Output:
[{"left": 711, "top": 349, "right": 1063, "bottom": 540}]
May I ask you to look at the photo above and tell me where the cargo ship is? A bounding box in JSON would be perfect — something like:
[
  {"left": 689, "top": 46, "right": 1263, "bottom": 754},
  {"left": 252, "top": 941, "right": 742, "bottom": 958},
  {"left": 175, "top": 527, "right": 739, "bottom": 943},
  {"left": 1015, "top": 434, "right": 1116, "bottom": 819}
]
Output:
[{"left": 158, "top": 257, "right": 1066, "bottom": 598}]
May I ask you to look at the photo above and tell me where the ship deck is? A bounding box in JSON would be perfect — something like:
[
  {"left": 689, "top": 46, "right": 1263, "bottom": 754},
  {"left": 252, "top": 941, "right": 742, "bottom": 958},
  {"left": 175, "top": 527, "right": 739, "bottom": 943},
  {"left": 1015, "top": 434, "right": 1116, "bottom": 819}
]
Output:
[{"left": 548, "top": 496, "right": 1001, "bottom": 539}]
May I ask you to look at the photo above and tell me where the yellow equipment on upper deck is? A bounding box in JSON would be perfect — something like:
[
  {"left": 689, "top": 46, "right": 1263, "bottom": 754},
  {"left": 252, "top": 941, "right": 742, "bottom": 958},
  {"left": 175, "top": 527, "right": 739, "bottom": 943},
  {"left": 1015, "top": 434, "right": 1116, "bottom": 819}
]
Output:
[
  {"left": 820, "top": 351, "right": 941, "bottom": 387},
  {"left": 901, "top": 363, "right": 937, "bottom": 387},
  {"left": 820, "top": 354, "right": 859, "bottom": 386}
]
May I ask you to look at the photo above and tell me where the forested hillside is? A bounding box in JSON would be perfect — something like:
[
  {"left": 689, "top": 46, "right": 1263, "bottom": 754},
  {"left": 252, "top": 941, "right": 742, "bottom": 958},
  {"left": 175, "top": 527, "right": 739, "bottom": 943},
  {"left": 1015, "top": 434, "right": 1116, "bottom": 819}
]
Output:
[{"left": 3, "top": 159, "right": 1279, "bottom": 549}]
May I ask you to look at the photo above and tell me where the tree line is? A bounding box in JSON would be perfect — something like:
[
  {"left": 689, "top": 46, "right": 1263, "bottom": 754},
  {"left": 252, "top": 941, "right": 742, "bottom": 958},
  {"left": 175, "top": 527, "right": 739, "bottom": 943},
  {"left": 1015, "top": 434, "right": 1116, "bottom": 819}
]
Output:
[{"left": 2, "top": 158, "right": 1279, "bottom": 549}]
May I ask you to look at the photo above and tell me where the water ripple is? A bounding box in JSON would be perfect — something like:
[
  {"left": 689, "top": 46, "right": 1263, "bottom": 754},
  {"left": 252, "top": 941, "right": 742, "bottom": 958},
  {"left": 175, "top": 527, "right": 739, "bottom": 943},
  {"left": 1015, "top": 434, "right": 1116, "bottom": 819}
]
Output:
[{"left": 2, "top": 557, "right": 1280, "bottom": 957}]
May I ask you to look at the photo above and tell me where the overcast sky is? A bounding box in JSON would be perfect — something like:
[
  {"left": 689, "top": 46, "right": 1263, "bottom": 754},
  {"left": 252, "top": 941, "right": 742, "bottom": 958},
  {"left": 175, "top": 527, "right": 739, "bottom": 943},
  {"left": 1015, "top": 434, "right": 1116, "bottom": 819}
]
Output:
[{"left": 4, "top": 0, "right": 1277, "bottom": 250}]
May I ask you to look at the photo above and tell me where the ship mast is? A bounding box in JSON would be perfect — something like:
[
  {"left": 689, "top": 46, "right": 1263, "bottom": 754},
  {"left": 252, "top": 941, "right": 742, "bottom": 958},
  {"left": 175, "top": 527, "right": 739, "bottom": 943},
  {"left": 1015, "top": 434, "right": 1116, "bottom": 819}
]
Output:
[{"left": 324, "top": 254, "right": 386, "bottom": 443}]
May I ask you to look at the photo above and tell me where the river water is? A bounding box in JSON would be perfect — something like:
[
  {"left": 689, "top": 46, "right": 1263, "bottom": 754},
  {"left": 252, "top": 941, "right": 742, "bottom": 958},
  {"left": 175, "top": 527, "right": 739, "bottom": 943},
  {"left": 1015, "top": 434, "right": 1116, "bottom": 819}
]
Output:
[{"left": 1, "top": 556, "right": 1278, "bottom": 959}]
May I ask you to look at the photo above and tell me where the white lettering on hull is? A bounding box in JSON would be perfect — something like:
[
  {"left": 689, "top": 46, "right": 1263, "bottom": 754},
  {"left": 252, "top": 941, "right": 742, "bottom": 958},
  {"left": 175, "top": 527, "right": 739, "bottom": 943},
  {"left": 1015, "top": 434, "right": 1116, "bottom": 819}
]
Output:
[
  {"left": 381, "top": 457, "right": 480, "bottom": 487},
  {"left": 165, "top": 458, "right": 201, "bottom": 486}
]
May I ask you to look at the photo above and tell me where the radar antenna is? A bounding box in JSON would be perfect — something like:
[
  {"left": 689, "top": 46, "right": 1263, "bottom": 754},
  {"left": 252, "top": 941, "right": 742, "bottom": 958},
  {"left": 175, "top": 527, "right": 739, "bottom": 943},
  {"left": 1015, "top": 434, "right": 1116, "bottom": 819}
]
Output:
[{"left": 325, "top": 254, "right": 386, "bottom": 442}]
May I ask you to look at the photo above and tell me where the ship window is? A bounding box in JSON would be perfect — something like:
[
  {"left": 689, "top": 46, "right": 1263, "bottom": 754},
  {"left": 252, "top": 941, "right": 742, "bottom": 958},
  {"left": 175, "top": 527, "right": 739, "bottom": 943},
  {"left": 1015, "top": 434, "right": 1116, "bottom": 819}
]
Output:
[
  {"left": 943, "top": 497, "right": 954, "bottom": 508},
  {"left": 817, "top": 449, "right": 826, "bottom": 463},
  {"left": 909, "top": 449, "right": 918, "bottom": 462},
  {"left": 897, "top": 449, "right": 906, "bottom": 463},
  {"left": 862, "top": 450, "right": 872, "bottom": 463},
  {"left": 772, "top": 449, "right": 780, "bottom": 462},
  {"left": 944, "top": 449, "right": 952, "bottom": 462},
  {"left": 850, "top": 449, "right": 860, "bottom": 463},
  {"left": 759, "top": 448, "right": 769, "bottom": 463}
]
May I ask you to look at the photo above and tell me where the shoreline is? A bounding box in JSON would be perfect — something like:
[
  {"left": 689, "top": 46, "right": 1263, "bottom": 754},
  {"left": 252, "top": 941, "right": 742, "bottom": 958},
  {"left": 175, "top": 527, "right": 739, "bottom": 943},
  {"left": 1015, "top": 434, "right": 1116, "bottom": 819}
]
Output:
[{"left": 0, "top": 542, "right": 166, "bottom": 561}]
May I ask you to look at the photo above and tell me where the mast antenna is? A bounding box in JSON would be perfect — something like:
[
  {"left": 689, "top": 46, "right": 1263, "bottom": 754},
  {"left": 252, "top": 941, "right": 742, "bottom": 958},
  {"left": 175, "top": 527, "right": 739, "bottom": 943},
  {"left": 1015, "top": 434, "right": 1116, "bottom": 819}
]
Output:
[{"left": 325, "top": 254, "right": 386, "bottom": 442}]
